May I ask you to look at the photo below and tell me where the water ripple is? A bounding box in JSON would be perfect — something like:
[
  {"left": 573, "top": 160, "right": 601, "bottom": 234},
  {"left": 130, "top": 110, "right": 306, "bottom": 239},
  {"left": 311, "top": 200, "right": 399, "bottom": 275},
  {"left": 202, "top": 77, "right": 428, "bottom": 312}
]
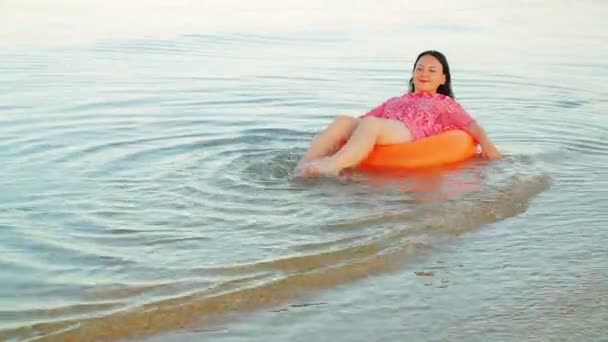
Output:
[{"left": 1, "top": 16, "right": 607, "bottom": 342}]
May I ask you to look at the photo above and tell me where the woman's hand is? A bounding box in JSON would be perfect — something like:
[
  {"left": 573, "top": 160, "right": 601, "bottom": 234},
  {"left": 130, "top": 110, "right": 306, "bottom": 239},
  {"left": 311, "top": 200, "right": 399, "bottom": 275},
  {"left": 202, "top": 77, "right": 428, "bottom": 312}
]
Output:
[
  {"left": 482, "top": 148, "right": 503, "bottom": 160},
  {"left": 464, "top": 122, "right": 502, "bottom": 160}
]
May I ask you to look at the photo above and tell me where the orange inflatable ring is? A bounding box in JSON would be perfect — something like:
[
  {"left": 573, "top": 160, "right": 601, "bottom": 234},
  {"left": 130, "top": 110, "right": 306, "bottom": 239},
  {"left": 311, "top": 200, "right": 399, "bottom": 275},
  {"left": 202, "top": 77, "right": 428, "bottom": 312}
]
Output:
[{"left": 357, "top": 130, "right": 478, "bottom": 170}]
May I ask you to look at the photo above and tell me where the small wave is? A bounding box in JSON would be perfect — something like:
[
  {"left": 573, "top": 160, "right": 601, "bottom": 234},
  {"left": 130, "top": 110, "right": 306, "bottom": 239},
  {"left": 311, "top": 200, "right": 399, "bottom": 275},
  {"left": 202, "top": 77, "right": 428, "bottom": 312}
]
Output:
[
  {"left": 0, "top": 155, "right": 552, "bottom": 341},
  {"left": 0, "top": 240, "right": 430, "bottom": 342}
]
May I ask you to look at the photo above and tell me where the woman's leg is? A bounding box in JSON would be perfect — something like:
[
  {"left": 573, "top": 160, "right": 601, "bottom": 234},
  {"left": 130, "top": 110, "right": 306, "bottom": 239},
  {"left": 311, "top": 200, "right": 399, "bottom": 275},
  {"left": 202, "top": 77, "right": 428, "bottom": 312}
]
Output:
[
  {"left": 297, "top": 115, "right": 359, "bottom": 165},
  {"left": 304, "top": 117, "right": 413, "bottom": 175}
]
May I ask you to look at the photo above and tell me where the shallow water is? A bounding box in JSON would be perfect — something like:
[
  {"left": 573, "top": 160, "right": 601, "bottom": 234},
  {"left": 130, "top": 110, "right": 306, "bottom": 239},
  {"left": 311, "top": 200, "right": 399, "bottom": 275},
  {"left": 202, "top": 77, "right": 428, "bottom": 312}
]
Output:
[{"left": 1, "top": 0, "right": 607, "bottom": 341}]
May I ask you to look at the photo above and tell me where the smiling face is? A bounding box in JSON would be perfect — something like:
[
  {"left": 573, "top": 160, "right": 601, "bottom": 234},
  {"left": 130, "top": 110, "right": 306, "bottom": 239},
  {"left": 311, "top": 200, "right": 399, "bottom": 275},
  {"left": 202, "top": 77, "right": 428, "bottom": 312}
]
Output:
[{"left": 412, "top": 54, "right": 447, "bottom": 94}]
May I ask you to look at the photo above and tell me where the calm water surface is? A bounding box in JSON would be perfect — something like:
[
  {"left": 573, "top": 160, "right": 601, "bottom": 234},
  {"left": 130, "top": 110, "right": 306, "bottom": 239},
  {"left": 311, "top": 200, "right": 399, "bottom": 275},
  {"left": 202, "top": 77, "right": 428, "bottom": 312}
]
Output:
[{"left": 1, "top": 1, "right": 607, "bottom": 341}]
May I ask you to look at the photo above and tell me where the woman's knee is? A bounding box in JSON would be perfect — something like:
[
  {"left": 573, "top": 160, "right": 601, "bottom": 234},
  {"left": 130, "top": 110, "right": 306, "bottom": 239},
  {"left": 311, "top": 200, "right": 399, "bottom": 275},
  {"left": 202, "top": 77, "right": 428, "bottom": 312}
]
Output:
[
  {"left": 318, "top": 115, "right": 357, "bottom": 141},
  {"left": 333, "top": 115, "right": 358, "bottom": 126},
  {"left": 358, "top": 116, "right": 383, "bottom": 129},
  {"left": 326, "top": 115, "right": 358, "bottom": 132}
]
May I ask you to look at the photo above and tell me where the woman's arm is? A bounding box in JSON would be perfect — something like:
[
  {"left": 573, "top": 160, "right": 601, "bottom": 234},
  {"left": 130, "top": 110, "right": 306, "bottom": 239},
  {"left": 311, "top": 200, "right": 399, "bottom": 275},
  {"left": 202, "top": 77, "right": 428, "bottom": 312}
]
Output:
[
  {"left": 463, "top": 122, "right": 502, "bottom": 160},
  {"left": 443, "top": 96, "right": 502, "bottom": 160}
]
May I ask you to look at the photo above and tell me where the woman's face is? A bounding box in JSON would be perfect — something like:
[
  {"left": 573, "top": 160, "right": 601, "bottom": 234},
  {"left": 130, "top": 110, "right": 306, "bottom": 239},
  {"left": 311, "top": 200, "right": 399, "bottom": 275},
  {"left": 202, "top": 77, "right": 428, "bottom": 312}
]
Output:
[{"left": 412, "top": 54, "right": 446, "bottom": 93}]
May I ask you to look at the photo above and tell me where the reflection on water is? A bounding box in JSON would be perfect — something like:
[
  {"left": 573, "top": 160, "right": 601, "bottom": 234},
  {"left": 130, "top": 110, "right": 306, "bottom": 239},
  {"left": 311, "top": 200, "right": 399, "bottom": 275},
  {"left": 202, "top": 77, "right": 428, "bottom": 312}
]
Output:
[{"left": 1, "top": 0, "right": 608, "bottom": 341}]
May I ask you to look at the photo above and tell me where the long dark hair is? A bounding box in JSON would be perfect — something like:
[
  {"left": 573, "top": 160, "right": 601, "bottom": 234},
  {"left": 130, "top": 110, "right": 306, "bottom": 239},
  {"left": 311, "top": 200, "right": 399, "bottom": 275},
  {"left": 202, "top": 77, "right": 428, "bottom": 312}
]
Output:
[{"left": 408, "top": 50, "right": 454, "bottom": 98}]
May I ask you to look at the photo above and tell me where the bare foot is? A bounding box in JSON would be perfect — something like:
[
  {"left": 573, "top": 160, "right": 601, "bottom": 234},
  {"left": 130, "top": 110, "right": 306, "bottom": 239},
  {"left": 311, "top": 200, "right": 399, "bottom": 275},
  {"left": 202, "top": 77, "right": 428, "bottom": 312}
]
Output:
[
  {"left": 302, "top": 157, "right": 341, "bottom": 176},
  {"left": 294, "top": 159, "right": 314, "bottom": 177}
]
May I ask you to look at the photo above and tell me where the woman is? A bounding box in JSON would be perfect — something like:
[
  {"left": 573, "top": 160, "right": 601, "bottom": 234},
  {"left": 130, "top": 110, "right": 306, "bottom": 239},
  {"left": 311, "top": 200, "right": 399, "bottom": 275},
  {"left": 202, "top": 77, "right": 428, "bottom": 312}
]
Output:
[{"left": 295, "top": 50, "right": 502, "bottom": 176}]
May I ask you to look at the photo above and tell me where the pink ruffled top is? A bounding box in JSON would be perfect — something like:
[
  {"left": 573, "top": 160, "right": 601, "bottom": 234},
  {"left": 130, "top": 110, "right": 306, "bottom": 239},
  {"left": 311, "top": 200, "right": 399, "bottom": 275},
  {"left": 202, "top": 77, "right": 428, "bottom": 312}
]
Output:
[{"left": 360, "top": 92, "right": 476, "bottom": 141}]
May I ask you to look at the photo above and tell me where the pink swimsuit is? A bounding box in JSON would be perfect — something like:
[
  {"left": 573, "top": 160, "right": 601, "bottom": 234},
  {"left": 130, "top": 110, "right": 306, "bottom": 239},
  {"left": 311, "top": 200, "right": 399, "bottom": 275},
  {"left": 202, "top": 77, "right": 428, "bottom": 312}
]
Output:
[{"left": 360, "top": 92, "right": 475, "bottom": 141}]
